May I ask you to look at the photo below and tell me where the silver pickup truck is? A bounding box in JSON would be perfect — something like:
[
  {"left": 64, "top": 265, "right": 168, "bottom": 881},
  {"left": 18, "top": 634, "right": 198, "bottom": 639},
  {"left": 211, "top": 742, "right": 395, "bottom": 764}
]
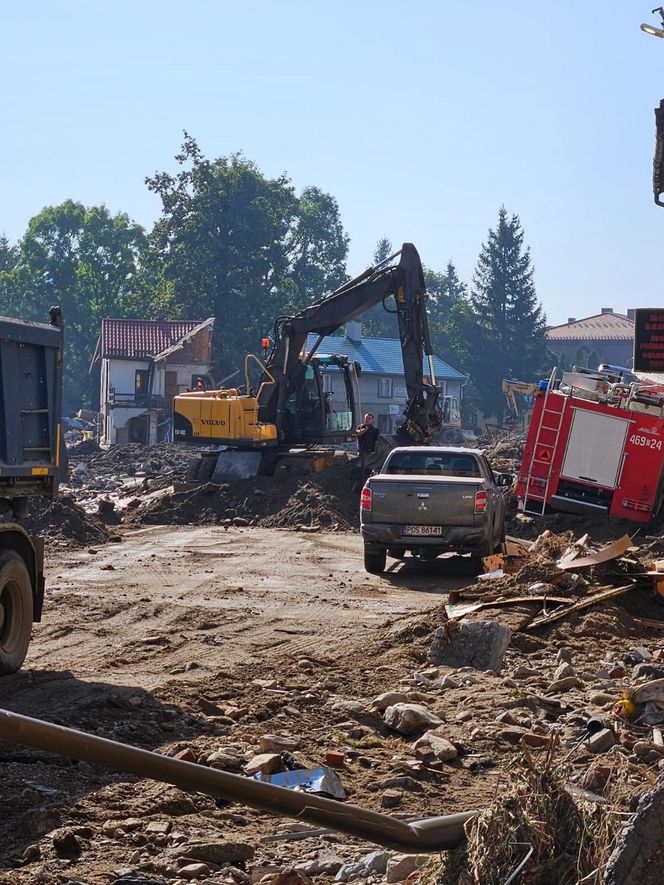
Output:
[{"left": 360, "top": 446, "right": 512, "bottom": 573}]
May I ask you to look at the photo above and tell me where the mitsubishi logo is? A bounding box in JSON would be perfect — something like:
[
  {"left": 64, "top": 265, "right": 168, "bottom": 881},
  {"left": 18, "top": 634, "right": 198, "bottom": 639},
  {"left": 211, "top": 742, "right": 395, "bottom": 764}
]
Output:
[{"left": 419, "top": 500, "right": 428, "bottom": 511}]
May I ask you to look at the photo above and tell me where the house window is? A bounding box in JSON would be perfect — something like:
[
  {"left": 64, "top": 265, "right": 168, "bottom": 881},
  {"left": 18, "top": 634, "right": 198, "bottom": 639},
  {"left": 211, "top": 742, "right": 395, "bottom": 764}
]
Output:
[
  {"left": 135, "top": 370, "right": 149, "bottom": 401},
  {"left": 322, "top": 373, "right": 334, "bottom": 394},
  {"left": 377, "top": 377, "right": 393, "bottom": 398}
]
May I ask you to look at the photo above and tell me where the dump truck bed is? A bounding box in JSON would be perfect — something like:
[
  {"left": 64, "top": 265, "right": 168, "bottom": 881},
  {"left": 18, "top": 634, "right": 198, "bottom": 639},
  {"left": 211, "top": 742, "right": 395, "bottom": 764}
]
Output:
[{"left": 0, "top": 314, "right": 64, "bottom": 500}]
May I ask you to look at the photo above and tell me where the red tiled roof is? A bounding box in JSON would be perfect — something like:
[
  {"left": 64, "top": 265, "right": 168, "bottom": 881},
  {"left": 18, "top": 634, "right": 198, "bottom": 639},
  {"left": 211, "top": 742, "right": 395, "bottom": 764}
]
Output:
[
  {"left": 546, "top": 312, "right": 634, "bottom": 341},
  {"left": 99, "top": 318, "right": 204, "bottom": 359}
]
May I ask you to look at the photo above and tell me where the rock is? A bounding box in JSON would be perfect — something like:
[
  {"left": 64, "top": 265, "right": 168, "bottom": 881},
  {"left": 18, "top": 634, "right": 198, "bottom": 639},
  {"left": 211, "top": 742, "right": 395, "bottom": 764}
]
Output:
[
  {"left": 301, "top": 858, "right": 343, "bottom": 876},
  {"left": 556, "top": 647, "right": 574, "bottom": 664},
  {"left": 590, "top": 692, "right": 616, "bottom": 706},
  {"left": 335, "top": 862, "right": 362, "bottom": 882},
  {"left": 381, "top": 790, "right": 402, "bottom": 808},
  {"left": 182, "top": 841, "right": 255, "bottom": 864},
  {"left": 587, "top": 728, "right": 616, "bottom": 754},
  {"left": 244, "top": 753, "right": 284, "bottom": 776},
  {"left": 325, "top": 750, "right": 345, "bottom": 767},
  {"left": 521, "top": 732, "right": 553, "bottom": 748},
  {"left": 547, "top": 676, "right": 582, "bottom": 693},
  {"left": 414, "top": 731, "right": 458, "bottom": 762},
  {"left": 360, "top": 850, "right": 388, "bottom": 874},
  {"left": 330, "top": 699, "right": 381, "bottom": 725},
  {"left": 513, "top": 665, "right": 539, "bottom": 679},
  {"left": 370, "top": 691, "right": 410, "bottom": 712},
  {"left": 632, "top": 663, "right": 664, "bottom": 680},
  {"left": 428, "top": 620, "right": 512, "bottom": 671},
  {"left": 383, "top": 703, "right": 443, "bottom": 735},
  {"left": 259, "top": 734, "right": 299, "bottom": 753},
  {"left": 372, "top": 775, "right": 424, "bottom": 793},
  {"left": 264, "top": 871, "right": 313, "bottom": 885},
  {"left": 553, "top": 662, "right": 575, "bottom": 681},
  {"left": 495, "top": 710, "right": 519, "bottom": 726},
  {"left": 175, "top": 747, "right": 197, "bottom": 763},
  {"left": 52, "top": 827, "right": 83, "bottom": 858},
  {"left": 386, "top": 853, "right": 426, "bottom": 882},
  {"left": 232, "top": 517, "right": 250, "bottom": 527},
  {"left": 207, "top": 749, "right": 243, "bottom": 770},
  {"left": 608, "top": 666, "right": 627, "bottom": 679},
  {"left": 499, "top": 726, "right": 527, "bottom": 745},
  {"left": 179, "top": 863, "right": 211, "bottom": 879},
  {"left": 439, "top": 675, "right": 461, "bottom": 689},
  {"left": 146, "top": 820, "right": 172, "bottom": 835}
]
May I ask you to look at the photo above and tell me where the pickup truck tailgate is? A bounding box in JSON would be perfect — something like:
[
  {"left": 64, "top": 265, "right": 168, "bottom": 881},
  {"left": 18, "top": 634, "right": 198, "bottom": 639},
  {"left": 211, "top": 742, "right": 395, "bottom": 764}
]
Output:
[{"left": 366, "top": 475, "right": 483, "bottom": 526}]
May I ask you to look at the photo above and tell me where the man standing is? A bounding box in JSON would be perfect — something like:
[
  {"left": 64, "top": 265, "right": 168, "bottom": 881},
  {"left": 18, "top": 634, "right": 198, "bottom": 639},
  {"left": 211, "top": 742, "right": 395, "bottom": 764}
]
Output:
[{"left": 356, "top": 412, "right": 379, "bottom": 469}]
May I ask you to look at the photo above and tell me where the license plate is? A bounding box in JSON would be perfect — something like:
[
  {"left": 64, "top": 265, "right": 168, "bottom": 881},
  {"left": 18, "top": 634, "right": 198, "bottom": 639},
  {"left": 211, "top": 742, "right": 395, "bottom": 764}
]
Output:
[{"left": 404, "top": 525, "right": 443, "bottom": 536}]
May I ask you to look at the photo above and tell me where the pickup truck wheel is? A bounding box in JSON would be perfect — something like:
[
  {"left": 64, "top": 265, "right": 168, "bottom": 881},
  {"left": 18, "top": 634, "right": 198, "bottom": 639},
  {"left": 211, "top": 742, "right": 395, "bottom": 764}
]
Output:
[
  {"left": 0, "top": 551, "right": 33, "bottom": 675},
  {"left": 364, "top": 546, "right": 386, "bottom": 574}
]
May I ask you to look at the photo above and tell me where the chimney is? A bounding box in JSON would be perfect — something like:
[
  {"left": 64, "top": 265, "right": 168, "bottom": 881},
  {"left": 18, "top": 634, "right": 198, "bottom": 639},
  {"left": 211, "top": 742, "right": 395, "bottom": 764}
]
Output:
[
  {"left": 627, "top": 309, "right": 636, "bottom": 321},
  {"left": 601, "top": 307, "right": 613, "bottom": 314},
  {"left": 567, "top": 317, "right": 576, "bottom": 324},
  {"left": 346, "top": 320, "right": 362, "bottom": 343}
]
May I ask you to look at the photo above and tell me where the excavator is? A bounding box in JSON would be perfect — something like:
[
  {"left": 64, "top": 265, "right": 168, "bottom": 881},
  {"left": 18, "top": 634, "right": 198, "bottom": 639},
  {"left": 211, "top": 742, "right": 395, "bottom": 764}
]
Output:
[
  {"left": 174, "top": 243, "right": 443, "bottom": 478},
  {"left": 501, "top": 378, "right": 539, "bottom": 427}
]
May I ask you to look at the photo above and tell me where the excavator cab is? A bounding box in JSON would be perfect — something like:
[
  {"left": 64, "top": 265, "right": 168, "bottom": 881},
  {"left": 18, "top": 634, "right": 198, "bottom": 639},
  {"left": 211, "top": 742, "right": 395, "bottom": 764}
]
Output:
[{"left": 279, "top": 354, "right": 357, "bottom": 445}]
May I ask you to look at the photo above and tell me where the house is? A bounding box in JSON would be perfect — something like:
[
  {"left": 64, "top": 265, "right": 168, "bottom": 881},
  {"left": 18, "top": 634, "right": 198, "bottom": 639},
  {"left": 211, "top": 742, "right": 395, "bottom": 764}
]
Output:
[
  {"left": 92, "top": 317, "right": 215, "bottom": 446},
  {"left": 546, "top": 308, "right": 635, "bottom": 369},
  {"left": 306, "top": 322, "right": 465, "bottom": 435}
]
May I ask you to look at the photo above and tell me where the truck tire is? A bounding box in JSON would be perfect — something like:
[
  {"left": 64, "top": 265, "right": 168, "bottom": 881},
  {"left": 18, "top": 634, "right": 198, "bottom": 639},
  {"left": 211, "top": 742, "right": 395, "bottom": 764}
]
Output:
[
  {"left": 364, "top": 545, "right": 386, "bottom": 574},
  {"left": 0, "top": 551, "right": 33, "bottom": 675}
]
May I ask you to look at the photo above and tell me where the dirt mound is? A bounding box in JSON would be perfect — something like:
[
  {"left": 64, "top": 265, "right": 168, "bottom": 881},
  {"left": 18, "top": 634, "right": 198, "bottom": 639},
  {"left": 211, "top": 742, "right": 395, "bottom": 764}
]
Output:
[
  {"left": 84, "top": 442, "right": 198, "bottom": 476},
  {"left": 19, "top": 494, "right": 112, "bottom": 547},
  {"left": 125, "top": 460, "right": 360, "bottom": 531}
]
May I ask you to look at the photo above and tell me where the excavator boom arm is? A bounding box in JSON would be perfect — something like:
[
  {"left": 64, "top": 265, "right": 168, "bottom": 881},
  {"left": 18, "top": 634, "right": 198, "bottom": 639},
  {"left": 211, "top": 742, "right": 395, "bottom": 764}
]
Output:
[{"left": 259, "top": 243, "right": 440, "bottom": 443}]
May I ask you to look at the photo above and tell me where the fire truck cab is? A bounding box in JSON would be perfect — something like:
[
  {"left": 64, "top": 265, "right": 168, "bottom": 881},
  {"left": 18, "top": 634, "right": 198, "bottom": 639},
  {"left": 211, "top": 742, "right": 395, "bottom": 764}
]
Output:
[{"left": 517, "top": 367, "right": 664, "bottom": 523}]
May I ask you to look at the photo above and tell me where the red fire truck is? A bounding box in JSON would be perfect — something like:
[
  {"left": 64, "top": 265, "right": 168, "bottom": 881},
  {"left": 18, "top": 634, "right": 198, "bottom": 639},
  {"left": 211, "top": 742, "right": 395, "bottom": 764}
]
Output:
[{"left": 516, "top": 368, "right": 664, "bottom": 523}]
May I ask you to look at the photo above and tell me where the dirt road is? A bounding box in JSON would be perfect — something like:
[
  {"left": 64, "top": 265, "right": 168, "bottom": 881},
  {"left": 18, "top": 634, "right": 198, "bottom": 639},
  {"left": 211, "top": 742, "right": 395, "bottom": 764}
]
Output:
[{"left": 0, "top": 527, "right": 476, "bottom": 883}]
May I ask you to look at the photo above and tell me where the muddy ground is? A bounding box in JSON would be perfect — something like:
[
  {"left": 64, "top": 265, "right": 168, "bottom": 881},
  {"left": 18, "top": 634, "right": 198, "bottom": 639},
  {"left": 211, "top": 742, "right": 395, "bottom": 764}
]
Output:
[
  {"left": 1, "top": 522, "right": 664, "bottom": 884},
  {"left": 2, "top": 442, "right": 664, "bottom": 883}
]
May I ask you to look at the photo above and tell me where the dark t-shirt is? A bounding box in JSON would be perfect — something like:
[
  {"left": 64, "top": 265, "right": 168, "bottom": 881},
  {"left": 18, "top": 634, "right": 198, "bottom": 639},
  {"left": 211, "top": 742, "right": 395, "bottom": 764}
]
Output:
[{"left": 358, "top": 424, "right": 380, "bottom": 453}]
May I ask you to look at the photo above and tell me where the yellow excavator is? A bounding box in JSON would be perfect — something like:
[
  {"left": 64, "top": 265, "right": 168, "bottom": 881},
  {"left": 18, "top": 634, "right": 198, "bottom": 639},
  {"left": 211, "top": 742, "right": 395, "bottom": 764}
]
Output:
[
  {"left": 501, "top": 378, "right": 539, "bottom": 427},
  {"left": 174, "top": 244, "right": 443, "bottom": 479}
]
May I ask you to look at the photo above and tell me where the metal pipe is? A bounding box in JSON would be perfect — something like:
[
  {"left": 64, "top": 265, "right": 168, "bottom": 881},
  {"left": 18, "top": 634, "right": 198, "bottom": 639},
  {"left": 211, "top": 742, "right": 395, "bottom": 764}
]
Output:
[{"left": 0, "top": 708, "right": 477, "bottom": 852}]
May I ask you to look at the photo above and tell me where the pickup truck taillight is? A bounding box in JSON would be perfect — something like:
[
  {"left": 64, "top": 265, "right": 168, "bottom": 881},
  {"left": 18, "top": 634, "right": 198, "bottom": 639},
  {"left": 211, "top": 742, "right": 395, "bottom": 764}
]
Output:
[
  {"left": 474, "top": 490, "right": 487, "bottom": 514},
  {"left": 360, "top": 485, "right": 372, "bottom": 511}
]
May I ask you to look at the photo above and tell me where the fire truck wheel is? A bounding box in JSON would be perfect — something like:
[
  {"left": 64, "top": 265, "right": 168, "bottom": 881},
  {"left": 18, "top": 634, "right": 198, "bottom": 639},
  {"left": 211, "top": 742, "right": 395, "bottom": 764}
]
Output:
[{"left": 0, "top": 551, "right": 33, "bottom": 675}]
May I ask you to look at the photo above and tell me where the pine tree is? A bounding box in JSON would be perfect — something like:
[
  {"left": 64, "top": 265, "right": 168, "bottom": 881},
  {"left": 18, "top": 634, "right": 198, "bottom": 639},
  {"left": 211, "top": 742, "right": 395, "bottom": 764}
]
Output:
[{"left": 469, "top": 207, "right": 547, "bottom": 418}]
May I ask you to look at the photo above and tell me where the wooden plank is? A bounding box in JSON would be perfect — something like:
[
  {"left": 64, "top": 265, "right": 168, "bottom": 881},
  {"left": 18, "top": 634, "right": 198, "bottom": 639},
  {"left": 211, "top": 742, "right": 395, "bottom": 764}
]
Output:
[{"left": 525, "top": 584, "right": 635, "bottom": 630}]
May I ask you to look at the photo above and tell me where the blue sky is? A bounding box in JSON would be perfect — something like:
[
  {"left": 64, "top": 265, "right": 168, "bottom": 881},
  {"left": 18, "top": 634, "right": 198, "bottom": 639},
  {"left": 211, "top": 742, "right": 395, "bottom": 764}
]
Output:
[{"left": 2, "top": 1, "right": 663, "bottom": 325}]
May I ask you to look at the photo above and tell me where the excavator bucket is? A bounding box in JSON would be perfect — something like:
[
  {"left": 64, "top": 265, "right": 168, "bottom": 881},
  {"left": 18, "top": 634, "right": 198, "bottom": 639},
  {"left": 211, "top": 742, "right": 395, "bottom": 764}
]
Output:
[{"left": 211, "top": 450, "right": 263, "bottom": 481}]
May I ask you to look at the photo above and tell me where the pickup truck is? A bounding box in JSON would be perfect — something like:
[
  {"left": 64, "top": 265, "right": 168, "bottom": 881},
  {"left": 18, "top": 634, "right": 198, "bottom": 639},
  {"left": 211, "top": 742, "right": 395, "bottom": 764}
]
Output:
[{"left": 360, "top": 446, "right": 512, "bottom": 573}]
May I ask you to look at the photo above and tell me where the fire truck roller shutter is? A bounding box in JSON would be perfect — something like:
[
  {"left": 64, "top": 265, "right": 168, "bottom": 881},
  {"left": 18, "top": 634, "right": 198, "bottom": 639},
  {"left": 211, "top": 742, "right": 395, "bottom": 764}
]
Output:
[{"left": 561, "top": 410, "right": 630, "bottom": 489}]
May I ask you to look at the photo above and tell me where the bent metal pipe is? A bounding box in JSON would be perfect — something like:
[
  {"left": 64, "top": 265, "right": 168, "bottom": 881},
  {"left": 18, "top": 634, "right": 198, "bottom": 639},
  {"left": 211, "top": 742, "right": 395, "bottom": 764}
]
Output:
[{"left": 0, "top": 708, "right": 477, "bottom": 852}]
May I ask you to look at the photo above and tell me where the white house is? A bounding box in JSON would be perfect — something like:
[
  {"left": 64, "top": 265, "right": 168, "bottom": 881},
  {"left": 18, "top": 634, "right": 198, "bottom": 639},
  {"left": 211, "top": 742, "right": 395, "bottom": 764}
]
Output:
[{"left": 92, "top": 317, "right": 215, "bottom": 446}]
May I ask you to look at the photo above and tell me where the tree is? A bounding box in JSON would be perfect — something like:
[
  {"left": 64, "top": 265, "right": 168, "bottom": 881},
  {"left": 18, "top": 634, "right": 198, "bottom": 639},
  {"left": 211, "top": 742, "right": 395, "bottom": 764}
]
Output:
[
  {"left": 426, "top": 260, "right": 474, "bottom": 373},
  {"left": 11, "top": 201, "right": 148, "bottom": 409},
  {"left": 468, "top": 207, "right": 547, "bottom": 418},
  {"left": 145, "top": 135, "right": 349, "bottom": 374},
  {"left": 287, "top": 186, "right": 349, "bottom": 310}
]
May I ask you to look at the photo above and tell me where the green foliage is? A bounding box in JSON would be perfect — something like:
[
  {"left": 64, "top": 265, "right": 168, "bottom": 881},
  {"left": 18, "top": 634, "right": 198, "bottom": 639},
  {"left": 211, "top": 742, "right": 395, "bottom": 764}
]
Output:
[
  {"left": 0, "top": 201, "right": 148, "bottom": 410},
  {"left": 362, "top": 237, "right": 399, "bottom": 338},
  {"left": 145, "top": 134, "right": 349, "bottom": 374},
  {"left": 468, "top": 206, "right": 548, "bottom": 418}
]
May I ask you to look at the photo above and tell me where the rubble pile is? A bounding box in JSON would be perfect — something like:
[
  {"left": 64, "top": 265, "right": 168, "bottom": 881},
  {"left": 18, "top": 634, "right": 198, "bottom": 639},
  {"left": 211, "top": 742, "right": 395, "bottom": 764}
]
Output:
[
  {"left": 125, "top": 460, "right": 359, "bottom": 531},
  {"left": 21, "top": 493, "right": 112, "bottom": 547}
]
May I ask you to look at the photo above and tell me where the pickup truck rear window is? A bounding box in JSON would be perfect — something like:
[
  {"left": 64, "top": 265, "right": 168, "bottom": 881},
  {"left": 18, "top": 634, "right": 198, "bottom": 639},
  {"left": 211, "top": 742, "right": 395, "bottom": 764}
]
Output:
[{"left": 385, "top": 452, "right": 481, "bottom": 477}]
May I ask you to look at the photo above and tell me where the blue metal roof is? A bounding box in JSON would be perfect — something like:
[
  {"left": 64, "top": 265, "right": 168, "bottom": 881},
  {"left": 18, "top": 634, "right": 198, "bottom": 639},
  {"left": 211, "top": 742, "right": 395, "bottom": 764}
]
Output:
[{"left": 306, "top": 334, "right": 464, "bottom": 380}]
